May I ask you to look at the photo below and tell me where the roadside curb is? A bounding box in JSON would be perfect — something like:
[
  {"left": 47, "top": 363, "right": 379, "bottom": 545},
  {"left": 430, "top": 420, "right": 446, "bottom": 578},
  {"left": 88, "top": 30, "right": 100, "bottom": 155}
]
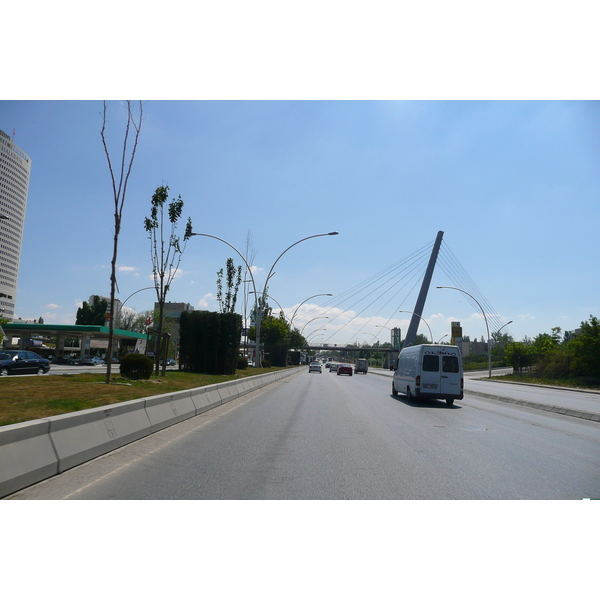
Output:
[
  {"left": 0, "top": 367, "right": 303, "bottom": 499},
  {"left": 369, "top": 368, "right": 600, "bottom": 423},
  {"left": 473, "top": 378, "right": 600, "bottom": 396},
  {"left": 464, "top": 390, "right": 600, "bottom": 423}
]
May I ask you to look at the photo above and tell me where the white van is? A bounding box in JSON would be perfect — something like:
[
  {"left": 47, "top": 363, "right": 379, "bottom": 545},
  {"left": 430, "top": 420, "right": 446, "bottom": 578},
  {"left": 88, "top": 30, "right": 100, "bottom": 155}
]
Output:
[
  {"left": 392, "top": 344, "right": 463, "bottom": 405},
  {"left": 354, "top": 358, "right": 368, "bottom": 374}
]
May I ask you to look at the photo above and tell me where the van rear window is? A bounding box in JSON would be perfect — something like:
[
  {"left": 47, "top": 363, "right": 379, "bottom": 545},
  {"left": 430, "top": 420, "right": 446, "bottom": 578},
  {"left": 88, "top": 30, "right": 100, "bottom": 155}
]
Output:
[
  {"left": 422, "top": 355, "right": 439, "bottom": 372},
  {"left": 442, "top": 356, "right": 459, "bottom": 373}
]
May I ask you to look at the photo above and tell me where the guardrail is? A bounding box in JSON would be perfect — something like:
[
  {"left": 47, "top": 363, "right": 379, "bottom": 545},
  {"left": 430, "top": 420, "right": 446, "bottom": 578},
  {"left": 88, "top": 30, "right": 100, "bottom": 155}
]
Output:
[{"left": 0, "top": 367, "right": 303, "bottom": 498}]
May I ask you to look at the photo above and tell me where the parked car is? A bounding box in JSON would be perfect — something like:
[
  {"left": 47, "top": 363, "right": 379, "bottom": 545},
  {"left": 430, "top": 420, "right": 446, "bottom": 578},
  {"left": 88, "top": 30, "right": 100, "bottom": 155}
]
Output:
[
  {"left": 337, "top": 364, "right": 353, "bottom": 376},
  {"left": 308, "top": 361, "right": 322, "bottom": 373},
  {"left": 0, "top": 350, "right": 51, "bottom": 376},
  {"left": 329, "top": 363, "right": 339, "bottom": 372},
  {"left": 79, "top": 356, "right": 105, "bottom": 366}
]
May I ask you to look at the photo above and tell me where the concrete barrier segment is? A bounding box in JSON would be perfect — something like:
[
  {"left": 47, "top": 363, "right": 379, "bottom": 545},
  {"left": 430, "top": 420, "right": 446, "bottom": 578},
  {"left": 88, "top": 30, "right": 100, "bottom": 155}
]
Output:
[
  {"left": 191, "top": 386, "right": 223, "bottom": 415},
  {"left": 145, "top": 390, "right": 196, "bottom": 433},
  {"left": 48, "top": 398, "right": 152, "bottom": 472},
  {"left": 0, "top": 419, "right": 58, "bottom": 498}
]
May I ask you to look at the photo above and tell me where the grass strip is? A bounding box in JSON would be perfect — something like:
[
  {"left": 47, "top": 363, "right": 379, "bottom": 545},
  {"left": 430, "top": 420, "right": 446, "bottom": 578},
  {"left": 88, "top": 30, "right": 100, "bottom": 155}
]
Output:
[
  {"left": 0, "top": 367, "right": 288, "bottom": 427},
  {"left": 491, "top": 373, "right": 600, "bottom": 390}
]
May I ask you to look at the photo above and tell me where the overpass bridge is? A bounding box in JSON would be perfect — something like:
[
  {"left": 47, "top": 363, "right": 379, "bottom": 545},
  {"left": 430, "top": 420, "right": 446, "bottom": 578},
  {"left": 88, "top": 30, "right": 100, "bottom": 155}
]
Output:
[{"left": 304, "top": 345, "right": 396, "bottom": 354}]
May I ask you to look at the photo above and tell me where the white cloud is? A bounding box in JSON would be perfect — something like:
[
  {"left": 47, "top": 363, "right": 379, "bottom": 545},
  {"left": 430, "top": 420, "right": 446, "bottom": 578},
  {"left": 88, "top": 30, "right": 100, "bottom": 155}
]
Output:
[
  {"left": 197, "top": 293, "right": 214, "bottom": 309},
  {"left": 46, "top": 303, "right": 60, "bottom": 309},
  {"left": 519, "top": 314, "right": 536, "bottom": 320},
  {"left": 118, "top": 265, "right": 137, "bottom": 272}
]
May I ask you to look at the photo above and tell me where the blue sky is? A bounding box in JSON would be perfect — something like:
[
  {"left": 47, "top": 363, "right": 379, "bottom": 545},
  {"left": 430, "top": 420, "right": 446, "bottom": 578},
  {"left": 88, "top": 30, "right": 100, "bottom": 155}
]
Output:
[{"left": 2, "top": 99, "right": 598, "bottom": 345}]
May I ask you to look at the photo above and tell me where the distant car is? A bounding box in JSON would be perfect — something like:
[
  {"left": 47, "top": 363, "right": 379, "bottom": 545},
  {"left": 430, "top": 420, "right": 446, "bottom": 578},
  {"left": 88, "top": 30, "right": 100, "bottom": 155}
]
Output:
[
  {"left": 309, "top": 361, "right": 322, "bottom": 373},
  {"left": 325, "top": 362, "right": 331, "bottom": 369},
  {"left": 329, "top": 363, "right": 339, "bottom": 372},
  {"left": 79, "top": 356, "right": 105, "bottom": 366},
  {"left": 337, "top": 364, "right": 353, "bottom": 376},
  {"left": 0, "top": 350, "right": 51, "bottom": 376}
]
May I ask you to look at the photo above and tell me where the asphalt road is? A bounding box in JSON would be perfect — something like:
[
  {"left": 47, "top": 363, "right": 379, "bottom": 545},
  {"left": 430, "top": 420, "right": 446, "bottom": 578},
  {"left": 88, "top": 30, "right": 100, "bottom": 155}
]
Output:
[{"left": 8, "top": 366, "right": 600, "bottom": 500}]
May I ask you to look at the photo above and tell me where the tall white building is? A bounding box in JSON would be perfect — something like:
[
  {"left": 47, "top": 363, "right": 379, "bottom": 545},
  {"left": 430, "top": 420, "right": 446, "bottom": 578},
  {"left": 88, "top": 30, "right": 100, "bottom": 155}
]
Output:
[{"left": 0, "top": 130, "right": 31, "bottom": 320}]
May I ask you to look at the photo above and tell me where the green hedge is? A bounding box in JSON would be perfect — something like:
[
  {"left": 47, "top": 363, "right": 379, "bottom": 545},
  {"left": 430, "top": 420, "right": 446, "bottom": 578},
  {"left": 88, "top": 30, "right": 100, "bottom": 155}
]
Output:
[{"left": 179, "top": 310, "right": 242, "bottom": 374}]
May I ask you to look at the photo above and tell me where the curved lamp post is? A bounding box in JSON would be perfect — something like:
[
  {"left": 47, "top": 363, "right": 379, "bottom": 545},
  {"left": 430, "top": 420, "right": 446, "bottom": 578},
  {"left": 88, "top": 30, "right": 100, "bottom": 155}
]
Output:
[
  {"left": 190, "top": 233, "right": 260, "bottom": 364},
  {"left": 122, "top": 286, "right": 156, "bottom": 308},
  {"left": 437, "top": 286, "right": 491, "bottom": 379},
  {"left": 191, "top": 231, "right": 337, "bottom": 367},
  {"left": 306, "top": 329, "right": 327, "bottom": 344},
  {"left": 289, "top": 293, "right": 333, "bottom": 331},
  {"left": 301, "top": 316, "right": 329, "bottom": 336},
  {"left": 497, "top": 320, "right": 513, "bottom": 335},
  {"left": 399, "top": 310, "right": 433, "bottom": 343}
]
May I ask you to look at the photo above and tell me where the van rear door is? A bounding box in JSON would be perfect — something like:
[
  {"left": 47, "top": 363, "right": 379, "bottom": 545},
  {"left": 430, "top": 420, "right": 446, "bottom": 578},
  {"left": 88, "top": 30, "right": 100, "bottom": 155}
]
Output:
[
  {"left": 420, "top": 352, "right": 441, "bottom": 394},
  {"left": 440, "top": 352, "right": 462, "bottom": 397}
]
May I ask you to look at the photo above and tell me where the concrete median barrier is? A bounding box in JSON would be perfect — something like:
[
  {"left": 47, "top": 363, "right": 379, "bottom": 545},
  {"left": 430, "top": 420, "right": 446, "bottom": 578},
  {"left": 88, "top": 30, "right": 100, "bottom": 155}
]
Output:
[
  {"left": 192, "top": 386, "right": 223, "bottom": 414},
  {"left": 48, "top": 398, "right": 152, "bottom": 472},
  {"left": 145, "top": 390, "right": 196, "bottom": 433},
  {"left": 1, "top": 367, "right": 303, "bottom": 497},
  {"left": 0, "top": 419, "right": 58, "bottom": 498}
]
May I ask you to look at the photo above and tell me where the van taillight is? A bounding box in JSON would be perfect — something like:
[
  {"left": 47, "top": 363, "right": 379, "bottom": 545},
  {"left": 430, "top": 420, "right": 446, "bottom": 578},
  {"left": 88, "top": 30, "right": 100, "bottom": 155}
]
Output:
[
  {"left": 461, "top": 377, "right": 463, "bottom": 389},
  {"left": 416, "top": 375, "right": 420, "bottom": 387}
]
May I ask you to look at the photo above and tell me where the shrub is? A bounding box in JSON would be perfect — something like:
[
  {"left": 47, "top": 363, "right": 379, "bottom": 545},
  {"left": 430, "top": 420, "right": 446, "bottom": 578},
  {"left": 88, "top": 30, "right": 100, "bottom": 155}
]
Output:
[
  {"left": 119, "top": 353, "right": 154, "bottom": 380},
  {"left": 237, "top": 356, "right": 248, "bottom": 370}
]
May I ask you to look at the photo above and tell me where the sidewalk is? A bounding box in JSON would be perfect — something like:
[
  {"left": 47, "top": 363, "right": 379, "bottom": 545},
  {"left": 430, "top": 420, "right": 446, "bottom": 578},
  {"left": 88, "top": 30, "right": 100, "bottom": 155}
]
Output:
[{"left": 369, "top": 368, "right": 600, "bottom": 423}]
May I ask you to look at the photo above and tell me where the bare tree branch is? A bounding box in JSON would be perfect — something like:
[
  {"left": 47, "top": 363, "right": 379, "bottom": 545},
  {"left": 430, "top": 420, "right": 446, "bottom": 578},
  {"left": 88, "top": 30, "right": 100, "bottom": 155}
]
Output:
[{"left": 100, "top": 101, "right": 143, "bottom": 383}]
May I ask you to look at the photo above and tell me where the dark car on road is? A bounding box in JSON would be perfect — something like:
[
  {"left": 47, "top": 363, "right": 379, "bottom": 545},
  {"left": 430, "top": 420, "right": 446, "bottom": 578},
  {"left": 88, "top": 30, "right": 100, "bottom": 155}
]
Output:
[
  {"left": 337, "top": 364, "right": 353, "bottom": 376},
  {"left": 0, "top": 350, "right": 51, "bottom": 376}
]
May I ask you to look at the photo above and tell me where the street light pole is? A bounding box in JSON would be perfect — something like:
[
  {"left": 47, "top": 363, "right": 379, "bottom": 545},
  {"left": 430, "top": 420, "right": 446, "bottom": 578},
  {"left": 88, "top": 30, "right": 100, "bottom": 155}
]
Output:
[
  {"left": 189, "top": 233, "right": 260, "bottom": 365},
  {"left": 289, "top": 293, "right": 332, "bottom": 331},
  {"left": 260, "top": 233, "right": 338, "bottom": 356},
  {"left": 399, "top": 310, "right": 433, "bottom": 343},
  {"left": 191, "top": 231, "right": 338, "bottom": 368},
  {"left": 437, "top": 286, "right": 492, "bottom": 379},
  {"left": 301, "top": 316, "right": 329, "bottom": 336}
]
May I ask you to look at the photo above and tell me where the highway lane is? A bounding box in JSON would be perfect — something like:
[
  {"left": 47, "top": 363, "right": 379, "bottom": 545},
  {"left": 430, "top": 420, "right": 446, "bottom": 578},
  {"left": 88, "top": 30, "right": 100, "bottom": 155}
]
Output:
[
  {"left": 7, "top": 367, "right": 600, "bottom": 500},
  {"left": 371, "top": 367, "right": 600, "bottom": 415}
]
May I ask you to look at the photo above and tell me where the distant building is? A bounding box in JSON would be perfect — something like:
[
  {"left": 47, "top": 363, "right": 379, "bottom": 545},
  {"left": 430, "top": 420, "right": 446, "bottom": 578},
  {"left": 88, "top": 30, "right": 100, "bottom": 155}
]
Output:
[
  {"left": 88, "top": 295, "right": 122, "bottom": 325},
  {"left": 154, "top": 302, "right": 194, "bottom": 349},
  {"left": 0, "top": 130, "right": 32, "bottom": 320}
]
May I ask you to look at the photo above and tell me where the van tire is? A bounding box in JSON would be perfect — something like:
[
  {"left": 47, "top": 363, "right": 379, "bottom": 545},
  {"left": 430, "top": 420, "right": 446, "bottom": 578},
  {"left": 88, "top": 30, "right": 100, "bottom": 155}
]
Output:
[
  {"left": 392, "top": 382, "right": 398, "bottom": 397},
  {"left": 406, "top": 386, "right": 413, "bottom": 401},
  {"left": 446, "top": 398, "right": 455, "bottom": 406}
]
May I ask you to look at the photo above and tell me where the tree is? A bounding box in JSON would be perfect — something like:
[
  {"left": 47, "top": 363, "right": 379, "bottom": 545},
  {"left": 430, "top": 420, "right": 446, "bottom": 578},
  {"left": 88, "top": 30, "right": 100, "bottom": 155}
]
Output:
[
  {"left": 100, "top": 100, "right": 143, "bottom": 383},
  {"left": 216, "top": 258, "right": 242, "bottom": 313},
  {"left": 246, "top": 306, "right": 306, "bottom": 367},
  {"left": 0, "top": 312, "right": 8, "bottom": 345},
  {"left": 76, "top": 296, "right": 108, "bottom": 325},
  {"left": 144, "top": 185, "right": 192, "bottom": 375},
  {"left": 568, "top": 315, "right": 600, "bottom": 377},
  {"left": 504, "top": 342, "right": 532, "bottom": 372}
]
